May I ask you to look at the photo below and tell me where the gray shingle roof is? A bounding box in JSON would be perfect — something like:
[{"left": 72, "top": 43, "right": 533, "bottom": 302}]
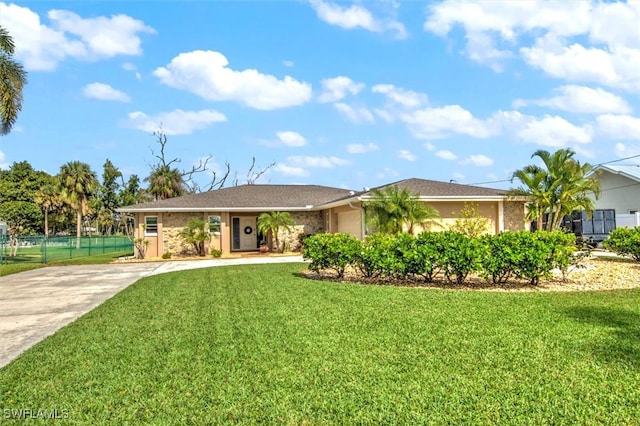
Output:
[
  {"left": 364, "top": 178, "right": 506, "bottom": 198},
  {"left": 119, "top": 184, "right": 354, "bottom": 211}
]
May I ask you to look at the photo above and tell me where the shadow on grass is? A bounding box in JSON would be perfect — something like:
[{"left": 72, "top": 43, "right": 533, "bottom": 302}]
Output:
[{"left": 564, "top": 306, "right": 640, "bottom": 368}]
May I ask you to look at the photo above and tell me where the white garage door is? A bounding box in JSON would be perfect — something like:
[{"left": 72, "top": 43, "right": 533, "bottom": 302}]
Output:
[{"left": 337, "top": 210, "right": 362, "bottom": 238}]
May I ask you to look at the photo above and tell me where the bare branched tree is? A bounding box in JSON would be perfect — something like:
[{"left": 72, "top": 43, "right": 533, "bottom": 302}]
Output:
[{"left": 146, "top": 128, "right": 275, "bottom": 197}]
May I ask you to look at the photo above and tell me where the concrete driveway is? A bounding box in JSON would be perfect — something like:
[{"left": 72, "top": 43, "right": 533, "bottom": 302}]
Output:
[{"left": 0, "top": 256, "right": 303, "bottom": 369}]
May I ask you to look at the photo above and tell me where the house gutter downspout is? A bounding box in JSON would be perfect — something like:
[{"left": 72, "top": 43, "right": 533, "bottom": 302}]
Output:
[{"left": 348, "top": 197, "right": 366, "bottom": 239}]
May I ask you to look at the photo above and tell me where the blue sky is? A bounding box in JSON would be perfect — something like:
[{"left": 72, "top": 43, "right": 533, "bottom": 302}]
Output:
[{"left": 2, "top": 0, "right": 640, "bottom": 191}]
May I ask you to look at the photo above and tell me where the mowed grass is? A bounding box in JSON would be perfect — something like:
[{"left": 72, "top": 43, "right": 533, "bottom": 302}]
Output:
[
  {"left": 0, "top": 252, "right": 134, "bottom": 277},
  {"left": 1, "top": 263, "right": 639, "bottom": 424}
]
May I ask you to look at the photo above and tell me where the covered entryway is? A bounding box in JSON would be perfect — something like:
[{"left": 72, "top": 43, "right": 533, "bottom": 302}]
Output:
[{"left": 232, "top": 216, "right": 258, "bottom": 251}]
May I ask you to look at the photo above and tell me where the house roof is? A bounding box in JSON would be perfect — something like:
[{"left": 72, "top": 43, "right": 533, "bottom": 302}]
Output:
[
  {"left": 118, "top": 184, "right": 354, "bottom": 212},
  {"left": 118, "top": 178, "right": 510, "bottom": 213},
  {"left": 595, "top": 164, "right": 640, "bottom": 183},
  {"left": 362, "top": 178, "right": 507, "bottom": 199}
]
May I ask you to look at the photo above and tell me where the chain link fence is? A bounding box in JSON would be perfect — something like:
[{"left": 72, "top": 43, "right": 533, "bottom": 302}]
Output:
[{"left": 0, "top": 235, "right": 133, "bottom": 265}]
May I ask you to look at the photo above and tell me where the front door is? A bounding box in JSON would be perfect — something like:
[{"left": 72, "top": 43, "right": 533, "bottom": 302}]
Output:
[{"left": 232, "top": 216, "right": 258, "bottom": 251}]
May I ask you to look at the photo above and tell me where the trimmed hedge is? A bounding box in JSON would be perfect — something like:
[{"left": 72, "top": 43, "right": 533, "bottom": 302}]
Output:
[
  {"left": 302, "top": 230, "right": 577, "bottom": 286},
  {"left": 603, "top": 227, "right": 640, "bottom": 261}
]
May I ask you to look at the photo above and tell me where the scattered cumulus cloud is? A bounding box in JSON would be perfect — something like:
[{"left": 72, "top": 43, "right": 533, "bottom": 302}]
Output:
[
  {"left": 309, "top": 0, "right": 407, "bottom": 40},
  {"left": 333, "top": 103, "right": 375, "bottom": 124},
  {"left": 372, "top": 84, "right": 428, "bottom": 108},
  {"left": 83, "top": 82, "right": 130, "bottom": 102},
  {"left": 436, "top": 150, "right": 457, "bottom": 160},
  {"left": 423, "top": 1, "right": 640, "bottom": 91},
  {"left": 127, "top": 109, "right": 227, "bottom": 135},
  {"left": 0, "top": 3, "right": 155, "bottom": 71},
  {"left": 376, "top": 167, "right": 399, "bottom": 179},
  {"left": 286, "top": 155, "right": 351, "bottom": 168},
  {"left": 318, "top": 76, "right": 364, "bottom": 103},
  {"left": 397, "top": 149, "right": 416, "bottom": 162},
  {"left": 460, "top": 154, "right": 494, "bottom": 167},
  {"left": 274, "top": 164, "right": 308, "bottom": 177},
  {"left": 283, "top": 60, "right": 295, "bottom": 67},
  {"left": 401, "top": 105, "right": 495, "bottom": 140},
  {"left": 265, "top": 131, "right": 308, "bottom": 147},
  {"left": 0, "top": 150, "right": 9, "bottom": 169},
  {"left": 516, "top": 115, "right": 593, "bottom": 147},
  {"left": 346, "top": 142, "right": 379, "bottom": 154},
  {"left": 513, "top": 85, "right": 632, "bottom": 115},
  {"left": 154, "top": 50, "right": 312, "bottom": 110},
  {"left": 596, "top": 114, "right": 640, "bottom": 140}
]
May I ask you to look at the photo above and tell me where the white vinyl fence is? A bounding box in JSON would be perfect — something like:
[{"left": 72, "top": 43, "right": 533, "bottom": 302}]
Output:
[{"left": 616, "top": 212, "right": 640, "bottom": 229}]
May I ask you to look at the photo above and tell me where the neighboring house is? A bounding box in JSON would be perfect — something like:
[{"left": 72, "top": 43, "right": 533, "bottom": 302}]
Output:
[
  {"left": 117, "top": 178, "right": 528, "bottom": 258},
  {"left": 591, "top": 164, "right": 640, "bottom": 228}
]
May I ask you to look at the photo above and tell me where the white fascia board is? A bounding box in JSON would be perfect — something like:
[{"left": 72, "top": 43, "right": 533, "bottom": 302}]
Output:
[
  {"left": 116, "top": 206, "right": 317, "bottom": 213},
  {"left": 594, "top": 165, "right": 640, "bottom": 183}
]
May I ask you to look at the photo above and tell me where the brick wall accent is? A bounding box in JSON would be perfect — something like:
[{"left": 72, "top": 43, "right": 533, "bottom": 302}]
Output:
[{"left": 162, "top": 212, "right": 207, "bottom": 255}]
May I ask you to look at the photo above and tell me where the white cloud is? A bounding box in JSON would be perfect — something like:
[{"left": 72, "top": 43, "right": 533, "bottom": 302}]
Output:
[
  {"left": 309, "top": 0, "right": 407, "bottom": 39},
  {"left": 424, "top": 143, "right": 436, "bottom": 151},
  {"left": 274, "top": 164, "right": 308, "bottom": 177},
  {"left": 286, "top": 155, "right": 351, "bottom": 168},
  {"left": 372, "top": 84, "right": 428, "bottom": 108},
  {"left": 0, "top": 3, "right": 155, "bottom": 71},
  {"left": 596, "top": 114, "right": 640, "bottom": 140},
  {"left": 346, "top": 143, "right": 379, "bottom": 154},
  {"left": 334, "top": 103, "right": 375, "bottom": 124},
  {"left": 516, "top": 115, "right": 592, "bottom": 147},
  {"left": 276, "top": 155, "right": 351, "bottom": 176},
  {"left": 460, "top": 154, "right": 494, "bottom": 167},
  {"left": 0, "top": 150, "right": 9, "bottom": 169},
  {"left": 436, "top": 150, "right": 457, "bottom": 160},
  {"left": 451, "top": 172, "right": 466, "bottom": 181},
  {"left": 401, "top": 105, "right": 495, "bottom": 140},
  {"left": 127, "top": 109, "right": 227, "bottom": 135},
  {"left": 275, "top": 131, "right": 307, "bottom": 147},
  {"left": 514, "top": 85, "right": 632, "bottom": 115},
  {"left": 423, "top": 1, "right": 640, "bottom": 91},
  {"left": 374, "top": 108, "right": 394, "bottom": 123},
  {"left": 154, "top": 50, "right": 312, "bottom": 110},
  {"left": 83, "top": 82, "right": 131, "bottom": 102},
  {"left": 318, "top": 76, "right": 364, "bottom": 103},
  {"left": 614, "top": 142, "right": 640, "bottom": 159},
  {"left": 283, "top": 60, "right": 295, "bottom": 67},
  {"left": 397, "top": 149, "right": 416, "bottom": 162}
]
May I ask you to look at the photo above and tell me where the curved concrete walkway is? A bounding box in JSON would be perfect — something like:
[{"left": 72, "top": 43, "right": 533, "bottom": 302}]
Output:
[{"left": 0, "top": 256, "right": 303, "bottom": 368}]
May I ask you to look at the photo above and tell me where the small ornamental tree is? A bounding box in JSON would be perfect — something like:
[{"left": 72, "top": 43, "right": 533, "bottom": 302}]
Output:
[
  {"left": 450, "top": 202, "right": 490, "bottom": 238},
  {"left": 179, "top": 218, "right": 210, "bottom": 256},
  {"left": 257, "top": 211, "right": 295, "bottom": 253}
]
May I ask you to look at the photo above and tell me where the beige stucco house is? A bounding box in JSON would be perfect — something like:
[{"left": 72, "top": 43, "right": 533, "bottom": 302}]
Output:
[{"left": 118, "top": 178, "right": 528, "bottom": 258}]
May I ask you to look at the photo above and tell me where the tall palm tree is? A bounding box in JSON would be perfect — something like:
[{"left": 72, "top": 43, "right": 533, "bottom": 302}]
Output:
[
  {"left": 257, "top": 211, "right": 295, "bottom": 253},
  {"left": 59, "top": 161, "right": 98, "bottom": 249},
  {"left": 145, "top": 165, "right": 185, "bottom": 200},
  {"left": 34, "top": 183, "right": 63, "bottom": 238},
  {"left": 0, "top": 25, "right": 27, "bottom": 135},
  {"left": 509, "top": 149, "right": 600, "bottom": 231},
  {"left": 364, "top": 186, "right": 440, "bottom": 235}
]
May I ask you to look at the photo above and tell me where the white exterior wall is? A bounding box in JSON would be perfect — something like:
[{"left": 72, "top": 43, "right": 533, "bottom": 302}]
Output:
[{"left": 596, "top": 171, "right": 640, "bottom": 214}]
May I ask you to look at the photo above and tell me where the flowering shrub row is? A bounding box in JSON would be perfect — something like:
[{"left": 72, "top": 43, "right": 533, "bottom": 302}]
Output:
[{"left": 302, "top": 230, "right": 577, "bottom": 286}]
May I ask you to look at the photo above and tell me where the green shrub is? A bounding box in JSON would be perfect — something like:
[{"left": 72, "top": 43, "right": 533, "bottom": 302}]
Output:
[
  {"left": 412, "top": 232, "right": 445, "bottom": 282},
  {"left": 480, "top": 232, "right": 521, "bottom": 284},
  {"left": 161, "top": 251, "right": 172, "bottom": 259},
  {"left": 440, "top": 231, "right": 483, "bottom": 285},
  {"left": 210, "top": 248, "right": 222, "bottom": 258},
  {"left": 603, "top": 227, "right": 640, "bottom": 261},
  {"left": 303, "top": 233, "right": 361, "bottom": 278},
  {"left": 355, "top": 233, "right": 396, "bottom": 279}
]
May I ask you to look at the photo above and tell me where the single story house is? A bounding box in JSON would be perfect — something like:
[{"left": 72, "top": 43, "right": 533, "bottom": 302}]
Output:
[{"left": 117, "top": 178, "right": 528, "bottom": 258}]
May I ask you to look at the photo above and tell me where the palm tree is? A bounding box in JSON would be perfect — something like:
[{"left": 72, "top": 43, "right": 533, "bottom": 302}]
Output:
[
  {"left": 509, "top": 149, "right": 600, "bottom": 231},
  {"left": 364, "top": 186, "right": 440, "bottom": 235},
  {"left": 0, "top": 25, "right": 27, "bottom": 135},
  {"left": 257, "top": 211, "right": 295, "bottom": 253},
  {"left": 145, "top": 165, "right": 185, "bottom": 200},
  {"left": 58, "top": 161, "right": 98, "bottom": 249},
  {"left": 34, "top": 183, "right": 63, "bottom": 238}
]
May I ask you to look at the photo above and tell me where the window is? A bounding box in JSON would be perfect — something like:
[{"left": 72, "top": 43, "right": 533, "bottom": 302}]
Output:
[
  {"left": 630, "top": 210, "right": 638, "bottom": 214},
  {"left": 208, "top": 215, "right": 221, "bottom": 234},
  {"left": 144, "top": 216, "right": 158, "bottom": 236}
]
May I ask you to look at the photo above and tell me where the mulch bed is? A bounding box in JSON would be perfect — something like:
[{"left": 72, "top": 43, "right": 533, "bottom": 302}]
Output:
[{"left": 302, "top": 255, "right": 640, "bottom": 292}]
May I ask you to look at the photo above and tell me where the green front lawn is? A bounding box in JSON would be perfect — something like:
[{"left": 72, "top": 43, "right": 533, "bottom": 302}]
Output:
[{"left": 1, "top": 263, "right": 639, "bottom": 423}]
